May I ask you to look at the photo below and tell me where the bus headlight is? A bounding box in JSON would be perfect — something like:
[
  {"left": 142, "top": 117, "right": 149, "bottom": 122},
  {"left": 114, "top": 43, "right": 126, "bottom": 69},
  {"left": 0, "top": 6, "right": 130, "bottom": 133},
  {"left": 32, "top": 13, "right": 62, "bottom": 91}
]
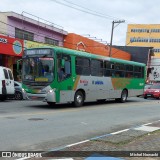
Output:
[
  {"left": 22, "top": 88, "right": 25, "bottom": 93},
  {"left": 48, "top": 88, "right": 56, "bottom": 93}
]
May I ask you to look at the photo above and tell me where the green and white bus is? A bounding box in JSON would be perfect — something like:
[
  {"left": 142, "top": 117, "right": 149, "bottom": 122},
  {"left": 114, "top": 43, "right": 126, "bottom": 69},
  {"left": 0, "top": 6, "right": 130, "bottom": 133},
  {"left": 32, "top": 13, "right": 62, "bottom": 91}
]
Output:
[{"left": 21, "top": 47, "right": 146, "bottom": 107}]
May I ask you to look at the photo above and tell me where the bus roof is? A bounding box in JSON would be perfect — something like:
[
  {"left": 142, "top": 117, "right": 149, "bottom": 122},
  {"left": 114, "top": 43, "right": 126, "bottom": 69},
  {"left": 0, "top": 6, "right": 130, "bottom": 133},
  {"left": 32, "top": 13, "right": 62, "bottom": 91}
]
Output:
[{"left": 26, "top": 46, "right": 146, "bottom": 66}]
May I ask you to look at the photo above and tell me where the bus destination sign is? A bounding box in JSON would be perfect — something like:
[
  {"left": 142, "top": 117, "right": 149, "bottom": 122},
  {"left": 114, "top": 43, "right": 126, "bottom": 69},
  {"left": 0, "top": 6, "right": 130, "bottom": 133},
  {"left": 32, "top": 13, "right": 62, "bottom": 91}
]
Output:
[{"left": 25, "top": 49, "right": 52, "bottom": 55}]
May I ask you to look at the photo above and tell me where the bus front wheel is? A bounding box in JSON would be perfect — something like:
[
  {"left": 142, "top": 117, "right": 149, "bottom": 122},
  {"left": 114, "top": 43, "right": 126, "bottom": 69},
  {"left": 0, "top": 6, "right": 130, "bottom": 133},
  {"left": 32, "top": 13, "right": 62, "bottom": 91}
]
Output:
[{"left": 74, "top": 91, "right": 84, "bottom": 107}]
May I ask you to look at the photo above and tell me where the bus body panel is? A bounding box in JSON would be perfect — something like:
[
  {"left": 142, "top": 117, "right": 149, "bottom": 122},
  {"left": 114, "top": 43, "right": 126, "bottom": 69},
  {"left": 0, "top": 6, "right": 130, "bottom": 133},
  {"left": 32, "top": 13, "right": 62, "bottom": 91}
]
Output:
[{"left": 21, "top": 47, "right": 146, "bottom": 106}]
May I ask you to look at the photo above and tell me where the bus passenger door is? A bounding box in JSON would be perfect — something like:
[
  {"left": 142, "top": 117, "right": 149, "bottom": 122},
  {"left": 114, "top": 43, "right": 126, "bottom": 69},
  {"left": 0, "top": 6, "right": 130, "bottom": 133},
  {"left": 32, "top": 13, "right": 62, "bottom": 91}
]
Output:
[{"left": 57, "top": 54, "right": 73, "bottom": 103}]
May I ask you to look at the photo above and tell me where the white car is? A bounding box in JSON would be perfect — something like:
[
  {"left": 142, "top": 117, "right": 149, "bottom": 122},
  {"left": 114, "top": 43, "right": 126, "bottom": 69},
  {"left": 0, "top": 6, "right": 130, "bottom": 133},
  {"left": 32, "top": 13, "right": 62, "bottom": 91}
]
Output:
[{"left": 0, "top": 66, "right": 15, "bottom": 101}]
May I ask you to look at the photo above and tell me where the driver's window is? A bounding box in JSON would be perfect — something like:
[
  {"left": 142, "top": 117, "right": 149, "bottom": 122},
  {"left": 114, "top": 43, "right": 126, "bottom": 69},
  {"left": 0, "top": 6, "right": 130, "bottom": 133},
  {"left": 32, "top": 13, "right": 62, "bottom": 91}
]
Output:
[{"left": 57, "top": 54, "right": 71, "bottom": 81}]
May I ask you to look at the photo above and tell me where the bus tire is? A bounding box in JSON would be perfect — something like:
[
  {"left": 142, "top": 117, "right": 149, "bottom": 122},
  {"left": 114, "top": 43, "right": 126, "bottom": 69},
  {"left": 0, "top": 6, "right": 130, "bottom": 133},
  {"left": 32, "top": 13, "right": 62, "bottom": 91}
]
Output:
[
  {"left": 74, "top": 91, "right": 84, "bottom": 107},
  {"left": 121, "top": 89, "right": 128, "bottom": 103},
  {"left": 97, "top": 99, "right": 106, "bottom": 103},
  {"left": 0, "top": 96, "right": 6, "bottom": 101},
  {"left": 47, "top": 102, "right": 55, "bottom": 106}
]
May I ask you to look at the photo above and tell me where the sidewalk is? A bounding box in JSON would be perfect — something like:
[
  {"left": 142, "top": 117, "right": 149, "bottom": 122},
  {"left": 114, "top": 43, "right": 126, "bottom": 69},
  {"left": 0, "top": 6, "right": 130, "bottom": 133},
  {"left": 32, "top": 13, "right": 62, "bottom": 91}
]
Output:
[
  {"left": 56, "top": 120, "right": 160, "bottom": 160},
  {"left": 28, "top": 121, "right": 160, "bottom": 160}
]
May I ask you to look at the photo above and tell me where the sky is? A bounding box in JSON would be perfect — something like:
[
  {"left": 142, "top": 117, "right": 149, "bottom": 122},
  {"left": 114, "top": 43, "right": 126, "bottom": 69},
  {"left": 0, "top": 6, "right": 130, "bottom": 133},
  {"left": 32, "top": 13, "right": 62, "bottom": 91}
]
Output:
[{"left": 0, "top": 0, "right": 160, "bottom": 46}]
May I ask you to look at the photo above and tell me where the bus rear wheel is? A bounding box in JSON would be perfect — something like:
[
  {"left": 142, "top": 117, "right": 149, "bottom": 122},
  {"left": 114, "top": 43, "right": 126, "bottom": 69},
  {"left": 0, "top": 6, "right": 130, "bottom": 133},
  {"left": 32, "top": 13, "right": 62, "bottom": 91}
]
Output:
[
  {"left": 74, "top": 91, "right": 84, "bottom": 107},
  {"left": 116, "top": 89, "right": 128, "bottom": 103},
  {"left": 120, "top": 89, "right": 128, "bottom": 103}
]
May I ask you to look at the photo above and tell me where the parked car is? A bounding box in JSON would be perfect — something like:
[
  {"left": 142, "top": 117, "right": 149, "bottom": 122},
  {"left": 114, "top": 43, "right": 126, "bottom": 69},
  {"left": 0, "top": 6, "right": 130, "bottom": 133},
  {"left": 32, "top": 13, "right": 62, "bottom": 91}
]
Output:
[
  {"left": 144, "top": 83, "right": 160, "bottom": 99},
  {"left": 137, "top": 84, "right": 153, "bottom": 97},
  {"left": 144, "top": 83, "right": 153, "bottom": 91},
  {"left": 0, "top": 66, "right": 15, "bottom": 101},
  {"left": 14, "top": 81, "right": 27, "bottom": 100}
]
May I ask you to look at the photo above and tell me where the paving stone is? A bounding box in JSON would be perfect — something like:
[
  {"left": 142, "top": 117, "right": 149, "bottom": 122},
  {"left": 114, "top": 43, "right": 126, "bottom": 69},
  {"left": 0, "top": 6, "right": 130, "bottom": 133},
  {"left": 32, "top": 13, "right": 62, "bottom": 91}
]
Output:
[
  {"left": 148, "top": 121, "right": 160, "bottom": 128},
  {"left": 97, "top": 130, "right": 148, "bottom": 143}
]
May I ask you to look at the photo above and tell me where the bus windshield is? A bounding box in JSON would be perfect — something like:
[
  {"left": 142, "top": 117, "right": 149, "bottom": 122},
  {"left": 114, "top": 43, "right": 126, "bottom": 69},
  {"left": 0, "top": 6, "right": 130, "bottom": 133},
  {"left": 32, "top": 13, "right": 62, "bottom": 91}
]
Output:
[{"left": 22, "top": 57, "right": 54, "bottom": 83}]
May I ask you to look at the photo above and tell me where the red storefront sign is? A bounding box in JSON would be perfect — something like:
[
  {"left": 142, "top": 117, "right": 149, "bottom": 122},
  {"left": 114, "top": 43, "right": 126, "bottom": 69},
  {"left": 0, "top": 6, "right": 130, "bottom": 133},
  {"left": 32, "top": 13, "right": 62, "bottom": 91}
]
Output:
[{"left": 0, "top": 35, "right": 23, "bottom": 57}]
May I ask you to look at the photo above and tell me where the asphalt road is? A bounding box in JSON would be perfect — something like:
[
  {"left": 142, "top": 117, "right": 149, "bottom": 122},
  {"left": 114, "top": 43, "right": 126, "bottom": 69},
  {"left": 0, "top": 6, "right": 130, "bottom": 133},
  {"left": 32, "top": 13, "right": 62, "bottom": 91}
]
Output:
[{"left": 0, "top": 97, "right": 160, "bottom": 151}]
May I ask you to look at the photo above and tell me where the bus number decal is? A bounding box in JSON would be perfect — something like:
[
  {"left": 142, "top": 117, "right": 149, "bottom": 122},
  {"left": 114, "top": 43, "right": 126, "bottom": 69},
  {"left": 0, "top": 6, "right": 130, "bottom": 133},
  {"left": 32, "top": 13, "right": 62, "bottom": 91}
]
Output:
[
  {"left": 92, "top": 80, "right": 104, "bottom": 85},
  {"left": 80, "top": 80, "right": 88, "bottom": 86}
]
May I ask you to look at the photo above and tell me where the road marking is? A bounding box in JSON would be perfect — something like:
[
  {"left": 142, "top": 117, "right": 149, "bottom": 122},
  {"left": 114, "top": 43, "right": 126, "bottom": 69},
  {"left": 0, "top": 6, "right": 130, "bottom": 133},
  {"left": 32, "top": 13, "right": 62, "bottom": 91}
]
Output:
[
  {"left": 111, "top": 128, "right": 130, "bottom": 135},
  {"left": 143, "top": 122, "right": 153, "bottom": 126},
  {"left": 81, "top": 122, "right": 88, "bottom": 125},
  {"left": 134, "top": 125, "right": 160, "bottom": 132},
  {"left": 67, "top": 140, "right": 90, "bottom": 147},
  {"left": 90, "top": 134, "right": 111, "bottom": 140}
]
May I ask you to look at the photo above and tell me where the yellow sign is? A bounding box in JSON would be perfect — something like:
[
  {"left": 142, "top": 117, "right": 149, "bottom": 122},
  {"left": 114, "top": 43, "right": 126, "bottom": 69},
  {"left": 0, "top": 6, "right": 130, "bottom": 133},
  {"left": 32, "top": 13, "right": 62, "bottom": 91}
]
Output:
[
  {"left": 24, "top": 40, "right": 52, "bottom": 49},
  {"left": 35, "top": 77, "right": 48, "bottom": 82}
]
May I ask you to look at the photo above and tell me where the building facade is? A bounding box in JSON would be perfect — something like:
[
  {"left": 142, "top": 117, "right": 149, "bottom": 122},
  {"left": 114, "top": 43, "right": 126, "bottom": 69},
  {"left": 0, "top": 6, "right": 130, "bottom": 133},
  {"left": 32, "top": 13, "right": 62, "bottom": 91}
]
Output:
[
  {"left": 0, "top": 34, "right": 23, "bottom": 80},
  {"left": 0, "top": 11, "right": 67, "bottom": 80},
  {"left": 126, "top": 24, "right": 160, "bottom": 82},
  {"left": 0, "top": 12, "right": 67, "bottom": 46},
  {"left": 64, "top": 33, "right": 131, "bottom": 60},
  {"left": 126, "top": 24, "right": 160, "bottom": 58}
]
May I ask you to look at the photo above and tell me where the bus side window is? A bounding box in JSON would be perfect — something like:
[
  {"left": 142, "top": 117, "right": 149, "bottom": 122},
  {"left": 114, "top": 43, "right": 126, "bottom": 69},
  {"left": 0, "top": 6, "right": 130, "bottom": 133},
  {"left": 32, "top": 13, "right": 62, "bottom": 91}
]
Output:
[
  {"left": 64, "top": 61, "right": 71, "bottom": 78},
  {"left": 57, "top": 54, "right": 71, "bottom": 81},
  {"left": 58, "top": 67, "right": 65, "bottom": 81},
  {"left": 76, "top": 57, "right": 90, "bottom": 76}
]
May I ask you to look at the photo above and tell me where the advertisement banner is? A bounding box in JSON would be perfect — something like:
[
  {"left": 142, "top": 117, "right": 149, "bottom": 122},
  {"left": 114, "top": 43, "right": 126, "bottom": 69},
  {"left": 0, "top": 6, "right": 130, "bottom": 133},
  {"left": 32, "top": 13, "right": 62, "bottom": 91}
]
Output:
[
  {"left": 24, "top": 40, "right": 52, "bottom": 49},
  {"left": 0, "top": 35, "right": 23, "bottom": 57}
]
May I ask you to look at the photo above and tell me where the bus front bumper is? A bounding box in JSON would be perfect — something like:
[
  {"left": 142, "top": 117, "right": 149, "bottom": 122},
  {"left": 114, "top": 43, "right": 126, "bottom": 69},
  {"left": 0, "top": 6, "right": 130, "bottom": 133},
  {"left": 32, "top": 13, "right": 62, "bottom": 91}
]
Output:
[{"left": 27, "top": 92, "right": 56, "bottom": 102}]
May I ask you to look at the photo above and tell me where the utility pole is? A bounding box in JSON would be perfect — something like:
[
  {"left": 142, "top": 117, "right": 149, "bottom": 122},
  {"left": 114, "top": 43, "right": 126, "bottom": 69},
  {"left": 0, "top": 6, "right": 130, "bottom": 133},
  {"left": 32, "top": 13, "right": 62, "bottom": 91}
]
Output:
[{"left": 109, "top": 20, "right": 125, "bottom": 57}]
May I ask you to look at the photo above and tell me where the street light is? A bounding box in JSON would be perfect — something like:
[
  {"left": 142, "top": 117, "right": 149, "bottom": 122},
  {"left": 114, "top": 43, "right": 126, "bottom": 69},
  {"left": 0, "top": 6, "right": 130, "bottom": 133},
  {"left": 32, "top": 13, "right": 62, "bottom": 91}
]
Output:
[{"left": 109, "top": 20, "right": 125, "bottom": 57}]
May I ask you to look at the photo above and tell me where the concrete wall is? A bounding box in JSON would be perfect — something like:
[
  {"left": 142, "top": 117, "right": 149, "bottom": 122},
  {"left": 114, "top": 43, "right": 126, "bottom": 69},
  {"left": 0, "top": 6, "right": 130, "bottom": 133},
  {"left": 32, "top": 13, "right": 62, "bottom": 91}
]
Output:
[
  {"left": 8, "top": 17, "right": 64, "bottom": 46},
  {"left": 0, "top": 12, "right": 8, "bottom": 35}
]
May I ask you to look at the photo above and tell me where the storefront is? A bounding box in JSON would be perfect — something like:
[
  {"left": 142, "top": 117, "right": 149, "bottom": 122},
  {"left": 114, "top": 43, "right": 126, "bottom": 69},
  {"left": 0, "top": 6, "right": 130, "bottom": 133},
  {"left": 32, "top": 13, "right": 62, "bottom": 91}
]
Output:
[{"left": 0, "top": 35, "right": 23, "bottom": 81}]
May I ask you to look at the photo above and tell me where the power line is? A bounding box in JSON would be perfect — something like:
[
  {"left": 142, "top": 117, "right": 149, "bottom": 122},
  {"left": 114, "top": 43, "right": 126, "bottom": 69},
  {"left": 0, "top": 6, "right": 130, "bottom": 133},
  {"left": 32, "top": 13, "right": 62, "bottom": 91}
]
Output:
[
  {"left": 62, "top": 0, "right": 120, "bottom": 20},
  {"left": 50, "top": 0, "right": 123, "bottom": 21},
  {"left": 50, "top": 0, "right": 137, "bottom": 25},
  {"left": 49, "top": 0, "right": 135, "bottom": 48}
]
